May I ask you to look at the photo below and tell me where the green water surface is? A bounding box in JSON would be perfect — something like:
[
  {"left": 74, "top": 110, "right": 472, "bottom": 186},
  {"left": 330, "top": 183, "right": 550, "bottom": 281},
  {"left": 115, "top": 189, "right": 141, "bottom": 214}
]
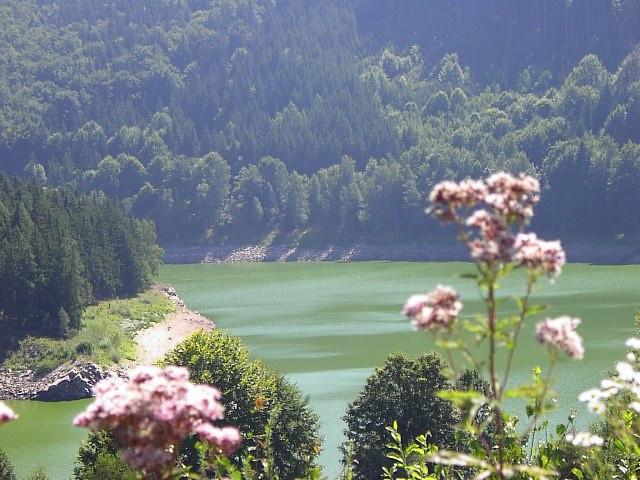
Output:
[
  {"left": 1, "top": 262, "right": 638, "bottom": 479},
  {"left": 0, "top": 399, "right": 90, "bottom": 479},
  {"left": 158, "top": 262, "right": 640, "bottom": 478}
]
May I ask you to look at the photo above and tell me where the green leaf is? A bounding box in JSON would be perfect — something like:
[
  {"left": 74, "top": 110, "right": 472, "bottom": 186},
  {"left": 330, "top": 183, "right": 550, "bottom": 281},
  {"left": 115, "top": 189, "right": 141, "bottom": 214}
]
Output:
[
  {"left": 526, "top": 304, "right": 547, "bottom": 315},
  {"left": 435, "top": 339, "right": 460, "bottom": 350},
  {"left": 505, "top": 383, "right": 544, "bottom": 399},
  {"left": 514, "top": 296, "right": 524, "bottom": 311},
  {"left": 572, "top": 467, "right": 585, "bottom": 480},
  {"left": 436, "top": 390, "right": 487, "bottom": 409}
]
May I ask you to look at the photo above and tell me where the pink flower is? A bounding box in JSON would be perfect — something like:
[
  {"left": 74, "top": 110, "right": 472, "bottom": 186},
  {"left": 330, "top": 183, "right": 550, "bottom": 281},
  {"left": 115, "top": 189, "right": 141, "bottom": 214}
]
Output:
[
  {"left": 428, "top": 179, "right": 487, "bottom": 221},
  {"left": 484, "top": 172, "right": 539, "bottom": 222},
  {"left": 0, "top": 402, "right": 17, "bottom": 424},
  {"left": 465, "top": 209, "right": 506, "bottom": 240},
  {"left": 535, "top": 316, "right": 584, "bottom": 359},
  {"left": 402, "top": 294, "right": 430, "bottom": 317},
  {"left": 513, "top": 233, "right": 566, "bottom": 278},
  {"left": 467, "top": 235, "right": 514, "bottom": 263},
  {"left": 74, "top": 366, "right": 241, "bottom": 474},
  {"left": 428, "top": 172, "right": 540, "bottom": 235},
  {"left": 194, "top": 424, "right": 242, "bottom": 455},
  {"left": 403, "top": 285, "right": 462, "bottom": 331}
]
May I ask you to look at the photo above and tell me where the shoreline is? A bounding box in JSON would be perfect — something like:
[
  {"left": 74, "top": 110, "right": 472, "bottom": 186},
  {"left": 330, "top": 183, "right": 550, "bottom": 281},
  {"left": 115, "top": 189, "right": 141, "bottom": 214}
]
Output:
[
  {"left": 163, "top": 241, "right": 640, "bottom": 265},
  {"left": 0, "top": 286, "right": 213, "bottom": 401}
]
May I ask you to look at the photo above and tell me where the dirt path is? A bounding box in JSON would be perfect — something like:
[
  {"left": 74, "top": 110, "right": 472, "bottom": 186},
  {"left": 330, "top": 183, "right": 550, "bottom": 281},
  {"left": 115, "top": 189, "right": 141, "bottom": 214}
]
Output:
[{"left": 134, "top": 285, "right": 214, "bottom": 365}]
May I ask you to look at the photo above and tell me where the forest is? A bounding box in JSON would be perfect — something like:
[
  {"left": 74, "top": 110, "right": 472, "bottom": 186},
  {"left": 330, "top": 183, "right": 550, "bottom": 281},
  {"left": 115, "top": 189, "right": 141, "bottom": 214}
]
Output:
[
  {"left": 0, "top": 176, "right": 162, "bottom": 342},
  {"left": 1, "top": 0, "right": 640, "bottom": 242}
]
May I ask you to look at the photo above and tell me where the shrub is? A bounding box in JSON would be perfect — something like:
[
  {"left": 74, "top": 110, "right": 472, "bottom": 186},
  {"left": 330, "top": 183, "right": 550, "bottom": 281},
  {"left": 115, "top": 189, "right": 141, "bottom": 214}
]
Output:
[
  {"left": 163, "top": 330, "right": 321, "bottom": 479},
  {"left": 0, "top": 449, "right": 16, "bottom": 480},
  {"left": 26, "top": 467, "right": 49, "bottom": 480},
  {"left": 74, "top": 430, "right": 131, "bottom": 480},
  {"left": 4, "top": 337, "right": 74, "bottom": 375},
  {"left": 83, "top": 452, "right": 138, "bottom": 480},
  {"left": 75, "top": 341, "right": 93, "bottom": 355},
  {"left": 341, "top": 353, "right": 463, "bottom": 479}
]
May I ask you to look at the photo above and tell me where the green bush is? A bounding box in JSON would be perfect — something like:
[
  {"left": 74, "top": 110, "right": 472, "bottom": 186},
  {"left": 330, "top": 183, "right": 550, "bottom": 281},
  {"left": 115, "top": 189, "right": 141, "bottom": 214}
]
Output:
[
  {"left": 83, "top": 453, "right": 137, "bottom": 480},
  {"left": 341, "top": 353, "right": 464, "bottom": 480},
  {"left": 26, "top": 467, "right": 49, "bottom": 480},
  {"left": 4, "top": 337, "right": 74, "bottom": 375},
  {"left": 74, "top": 430, "right": 134, "bottom": 480},
  {"left": 0, "top": 448, "right": 16, "bottom": 480},
  {"left": 164, "top": 330, "right": 321, "bottom": 479}
]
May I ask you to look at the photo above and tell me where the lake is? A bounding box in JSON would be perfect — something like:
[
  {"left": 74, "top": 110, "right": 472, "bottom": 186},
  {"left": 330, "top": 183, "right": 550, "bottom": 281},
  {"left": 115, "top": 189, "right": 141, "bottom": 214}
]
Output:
[
  {"left": 158, "top": 262, "right": 640, "bottom": 478},
  {"left": 1, "top": 262, "right": 638, "bottom": 479}
]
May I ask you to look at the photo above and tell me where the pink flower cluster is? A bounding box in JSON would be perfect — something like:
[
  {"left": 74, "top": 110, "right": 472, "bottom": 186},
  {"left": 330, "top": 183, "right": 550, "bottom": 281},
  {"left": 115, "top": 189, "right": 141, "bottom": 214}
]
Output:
[
  {"left": 428, "top": 172, "right": 565, "bottom": 277},
  {"left": 403, "top": 285, "right": 463, "bottom": 331},
  {"left": 429, "top": 179, "right": 487, "bottom": 221},
  {"left": 0, "top": 401, "right": 17, "bottom": 424},
  {"left": 535, "top": 316, "right": 584, "bottom": 359},
  {"left": 513, "top": 233, "right": 566, "bottom": 278},
  {"left": 429, "top": 172, "right": 538, "bottom": 223},
  {"left": 484, "top": 172, "right": 540, "bottom": 221},
  {"left": 74, "top": 365, "right": 241, "bottom": 474}
]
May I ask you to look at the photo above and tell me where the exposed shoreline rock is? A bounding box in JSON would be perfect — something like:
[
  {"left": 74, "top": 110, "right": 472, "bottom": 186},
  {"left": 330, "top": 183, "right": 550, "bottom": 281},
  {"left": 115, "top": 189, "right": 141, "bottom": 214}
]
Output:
[
  {"left": 0, "top": 361, "right": 108, "bottom": 401},
  {"left": 163, "top": 241, "right": 640, "bottom": 265}
]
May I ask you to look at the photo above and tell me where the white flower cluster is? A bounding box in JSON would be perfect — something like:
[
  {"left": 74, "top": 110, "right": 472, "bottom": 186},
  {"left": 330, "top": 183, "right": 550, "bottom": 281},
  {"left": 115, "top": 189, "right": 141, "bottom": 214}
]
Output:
[
  {"left": 565, "top": 431, "right": 604, "bottom": 447},
  {"left": 577, "top": 337, "right": 640, "bottom": 415}
]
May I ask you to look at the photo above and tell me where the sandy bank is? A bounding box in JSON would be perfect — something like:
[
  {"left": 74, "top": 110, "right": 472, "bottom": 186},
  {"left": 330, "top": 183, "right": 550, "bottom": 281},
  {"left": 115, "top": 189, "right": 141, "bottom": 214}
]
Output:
[{"left": 134, "top": 285, "right": 214, "bottom": 364}]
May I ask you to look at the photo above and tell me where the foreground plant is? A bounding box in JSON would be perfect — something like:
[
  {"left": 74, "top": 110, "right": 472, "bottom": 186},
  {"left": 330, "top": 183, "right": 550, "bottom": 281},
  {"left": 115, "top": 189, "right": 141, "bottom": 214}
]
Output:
[
  {"left": 74, "top": 365, "right": 240, "bottom": 479},
  {"left": 0, "top": 402, "right": 17, "bottom": 424},
  {"left": 403, "top": 172, "right": 583, "bottom": 479},
  {"left": 560, "top": 336, "right": 640, "bottom": 479}
]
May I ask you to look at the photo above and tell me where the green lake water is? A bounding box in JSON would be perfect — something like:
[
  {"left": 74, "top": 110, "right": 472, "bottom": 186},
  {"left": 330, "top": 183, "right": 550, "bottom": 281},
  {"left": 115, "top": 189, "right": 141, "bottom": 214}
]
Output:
[
  {"left": 0, "top": 399, "right": 90, "bottom": 479},
  {"left": 1, "top": 262, "right": 638, "bottom": 479}
]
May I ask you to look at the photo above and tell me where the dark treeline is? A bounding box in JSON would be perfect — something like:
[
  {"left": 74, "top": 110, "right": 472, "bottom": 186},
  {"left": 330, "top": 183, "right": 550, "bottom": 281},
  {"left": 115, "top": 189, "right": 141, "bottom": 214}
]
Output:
[
  {"left": 1, "top": 0, "right": 640, "bottom": 242},
  {"left": 0, "top": 176, "right": 162, "bottom": 340}
]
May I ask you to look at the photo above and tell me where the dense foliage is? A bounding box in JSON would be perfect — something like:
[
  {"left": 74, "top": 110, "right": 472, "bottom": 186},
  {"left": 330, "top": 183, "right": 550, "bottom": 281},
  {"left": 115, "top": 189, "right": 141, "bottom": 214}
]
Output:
[
  {"left": 342, "top": 353, "right": 465, "bottom": 479},
  {"left": 74, "top": 430, "right": 137, "bottom": 480},
  {"left": 163, "top": 330, "right": 321, "bottom": 479},
  {"left": 1, "top": 0, "right": 640, "bottom": 242},
  {"left": 0, "top": 448, "right": 16, "bottom": 480},
  {"left": 0, "top": 176, "right": 162, "bottom": 341}
]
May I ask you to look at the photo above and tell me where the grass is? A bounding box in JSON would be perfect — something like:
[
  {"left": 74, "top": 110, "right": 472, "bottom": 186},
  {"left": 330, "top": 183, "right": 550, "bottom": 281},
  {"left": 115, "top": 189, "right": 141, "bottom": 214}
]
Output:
[{"left": 3, "top": 290, "right": 175, "bottom": 375}]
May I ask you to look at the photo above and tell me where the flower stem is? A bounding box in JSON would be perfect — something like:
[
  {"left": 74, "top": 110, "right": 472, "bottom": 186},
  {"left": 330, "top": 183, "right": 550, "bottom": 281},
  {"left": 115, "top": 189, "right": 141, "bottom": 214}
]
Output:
[
  {"left": 501, "top": 274, "right": 535, "bottom": 399},
  {"left": 487, "top": 270, "right": 506, "bottom": 480}
]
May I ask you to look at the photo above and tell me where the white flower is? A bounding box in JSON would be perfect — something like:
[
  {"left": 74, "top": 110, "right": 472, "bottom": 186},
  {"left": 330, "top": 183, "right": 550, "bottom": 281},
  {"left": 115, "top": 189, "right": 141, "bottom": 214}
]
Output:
[
  {"left": 626, "top": 337, "right": 640, "bottom": 351},
  {"left": 616, "top": 362, "right": 636, "bottom": 382},
  {"left": 630, "top": 402, "right": 640, "bottom": 413},
  {"left": 566, "top": 432, "right": 604, "bottom": 447},
  {"left": 579, "top": 388, "right": 604, "bottom": 402}
]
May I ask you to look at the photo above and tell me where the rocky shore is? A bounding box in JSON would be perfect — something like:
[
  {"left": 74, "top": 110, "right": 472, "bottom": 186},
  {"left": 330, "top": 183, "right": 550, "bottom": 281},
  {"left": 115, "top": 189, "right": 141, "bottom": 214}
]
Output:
[
  {"left": 0, "top": 285, "right": 211, "bottom": 402},
  {"left": 0, "top": 361, "right": 108, "bottom": 401},
  {"left": 164, "top": 241, "right": 640, "bottom": 265}
]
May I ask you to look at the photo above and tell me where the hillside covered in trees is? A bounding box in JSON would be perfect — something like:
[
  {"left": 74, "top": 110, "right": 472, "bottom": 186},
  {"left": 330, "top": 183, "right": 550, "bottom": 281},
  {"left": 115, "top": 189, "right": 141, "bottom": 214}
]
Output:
[{"left": 1, "top": 0, "right": 640, "bottom": 242}]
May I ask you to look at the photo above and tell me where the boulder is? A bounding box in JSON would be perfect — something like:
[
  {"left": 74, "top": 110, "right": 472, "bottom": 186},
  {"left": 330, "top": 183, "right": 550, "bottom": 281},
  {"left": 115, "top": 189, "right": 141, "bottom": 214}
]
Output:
[{"left": 34, "top": 361, "right": 106, "bottom": 401}]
